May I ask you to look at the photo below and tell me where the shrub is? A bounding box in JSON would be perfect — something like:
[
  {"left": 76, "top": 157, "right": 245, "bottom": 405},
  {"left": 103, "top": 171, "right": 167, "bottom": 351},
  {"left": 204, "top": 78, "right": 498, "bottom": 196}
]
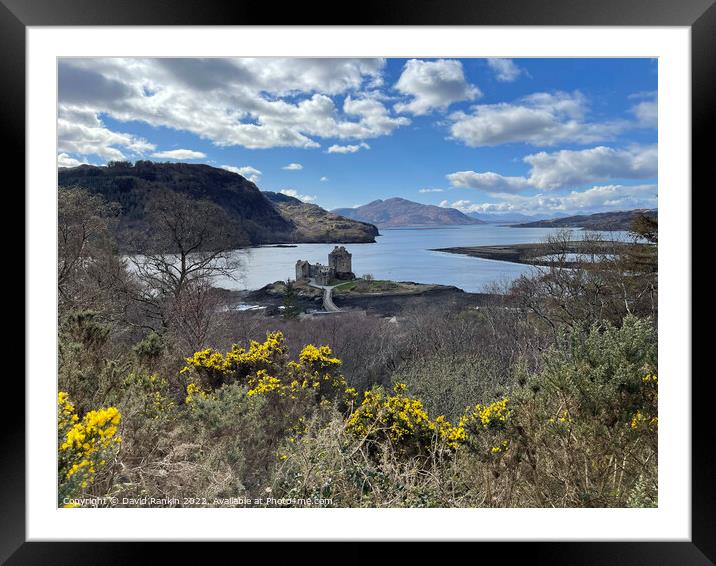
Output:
[
  {"left": 391, "top": 354, "right": 504, "bottom": 422},
  {"left": 181, "top": 331, "right": 350, "bottom": 405},
  {"left": 58, "top": 392, "right": 121, "bottom": 505},
  {"left": 272, "top": 316, "right": 658, "bottom": 508},
  {"left": 346, "top": 383, "right": 466, "bottom": 457}
]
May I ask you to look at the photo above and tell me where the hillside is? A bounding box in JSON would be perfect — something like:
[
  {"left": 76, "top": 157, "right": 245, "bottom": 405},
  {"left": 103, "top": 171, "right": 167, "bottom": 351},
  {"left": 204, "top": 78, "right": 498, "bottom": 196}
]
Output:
[
  {"left": 333, "top": 197, "right": 485, "bottom": 227},
  {"left": 263, "top": 192, "right": 379, "bottom": 243},
  {"left": 58, "top": 161, "right": 378, "bottom": 248},
  {"left": 512, "top": 209, "right": 658, "bottom": 231}
]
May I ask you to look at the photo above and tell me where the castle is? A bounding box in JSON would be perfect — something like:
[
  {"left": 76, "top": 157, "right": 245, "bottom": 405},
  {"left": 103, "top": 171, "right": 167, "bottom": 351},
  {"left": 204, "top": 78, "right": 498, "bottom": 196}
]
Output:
[{"left": 296, "top": 246, "right": 355, "bottom": 286}]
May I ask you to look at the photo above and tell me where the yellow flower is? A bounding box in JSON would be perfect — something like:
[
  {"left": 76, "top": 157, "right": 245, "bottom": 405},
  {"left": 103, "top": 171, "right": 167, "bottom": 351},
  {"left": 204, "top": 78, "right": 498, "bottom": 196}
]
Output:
[{"left": 58, "top": 392, "right": 121, "bottom": 495}]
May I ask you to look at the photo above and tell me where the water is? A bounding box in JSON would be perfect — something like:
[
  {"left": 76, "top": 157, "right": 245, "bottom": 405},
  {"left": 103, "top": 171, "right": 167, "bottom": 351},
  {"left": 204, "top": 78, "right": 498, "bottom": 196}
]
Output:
[{"left": 214, "top": 225, "right": 632, "bottom": 294}]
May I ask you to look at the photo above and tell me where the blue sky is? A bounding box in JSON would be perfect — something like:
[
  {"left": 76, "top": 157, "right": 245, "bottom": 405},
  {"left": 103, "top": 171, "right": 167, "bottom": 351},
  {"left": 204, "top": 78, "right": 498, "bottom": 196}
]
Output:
[{"left": 57, "top": 57, "right": 657, "bottom": 216}]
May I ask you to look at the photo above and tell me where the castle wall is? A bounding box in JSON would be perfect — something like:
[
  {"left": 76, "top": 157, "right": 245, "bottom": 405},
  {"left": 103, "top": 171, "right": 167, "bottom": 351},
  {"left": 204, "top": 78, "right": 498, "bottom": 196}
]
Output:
[
  {"left": 329, "top": 246, "right": 353, "bottom": 277},
  {"left": 296, "top": 247, "right": 353, "bottom": 284}
]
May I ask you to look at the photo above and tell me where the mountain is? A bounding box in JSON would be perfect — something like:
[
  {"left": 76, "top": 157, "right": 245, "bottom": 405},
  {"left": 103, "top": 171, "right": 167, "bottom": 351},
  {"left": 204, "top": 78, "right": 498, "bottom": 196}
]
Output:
[
  {"left": 58, "top": 161, "right": 378, "bottom": 248},
  {"left": 263, "top": 192, "right": 379, "bottom": 243},
  {"left": 332, "top": 198, "right": 485, "bottom": 227},
  {"left": 467, "top": 212, "right": 539, "bottom": 224},
  {"left": 512, "top": 209, "right": 658, "bottom": 231}
]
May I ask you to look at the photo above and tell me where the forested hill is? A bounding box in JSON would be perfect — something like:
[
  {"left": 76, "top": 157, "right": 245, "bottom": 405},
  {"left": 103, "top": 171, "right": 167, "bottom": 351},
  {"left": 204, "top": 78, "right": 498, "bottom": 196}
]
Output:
[
  {"left": 58, "top": 161, "right": 378, "bottom": 247},
  {"left": 512, "top": 209, "right": 658, "bottom": 231}
]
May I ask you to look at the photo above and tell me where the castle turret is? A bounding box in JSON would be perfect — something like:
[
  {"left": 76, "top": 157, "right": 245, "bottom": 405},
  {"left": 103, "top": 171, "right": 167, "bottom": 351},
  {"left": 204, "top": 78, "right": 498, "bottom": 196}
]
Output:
[
  {"left": 295, "top": 260, "right": 310, "bottom": 281},
  {"left": 328, "top": 246, "right": 354, "bottom": 280}
]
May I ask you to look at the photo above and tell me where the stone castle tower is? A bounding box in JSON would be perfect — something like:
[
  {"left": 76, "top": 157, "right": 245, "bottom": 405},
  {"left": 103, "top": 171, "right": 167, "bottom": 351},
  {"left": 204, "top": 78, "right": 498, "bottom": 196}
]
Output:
[
  {"left": 295, "top": 246, "right": 355, "bottom": 285},
  {"left": 328, "top": 246, "right": 354, "bottom": 280}
]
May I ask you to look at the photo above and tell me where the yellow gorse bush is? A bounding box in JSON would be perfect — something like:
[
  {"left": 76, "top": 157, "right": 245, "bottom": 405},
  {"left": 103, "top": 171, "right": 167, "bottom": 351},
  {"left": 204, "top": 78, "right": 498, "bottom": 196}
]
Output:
[
  {"left": 346, "top": 383, "right": 468, "bottom": 453},
  {"left": 630, "top": 372, "right": 658, "bottom": 431},
  {"left": 58, "top": 391, "right": 121, "bottom": 502},
  {"left": 185, "top": 382, "right": 210, "bottom": 404},
  {"left": 642, "top": 373, "right": 658, "bottom": 383},
  {"left": 345, "top": 385, "right": 515, "bottom": 456},
  {"left": 247, "top": 370, "right": 283, "bottom": 397},
  {"left": 630, "top": 410, "right": 658, "bottom": 431},
  {"left": 123, "top": 371, "right": 174, "bottom": 419},
  {"left": 467, "top": 398, "right": 511, "bottom": 430},
  {"left": 182, "top": 331, "right": 350, "bottom": 404}
]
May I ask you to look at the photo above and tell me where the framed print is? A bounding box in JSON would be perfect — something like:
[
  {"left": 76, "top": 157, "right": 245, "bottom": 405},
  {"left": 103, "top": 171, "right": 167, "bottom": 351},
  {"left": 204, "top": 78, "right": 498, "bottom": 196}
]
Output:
[{"left": 8, "top": 0, "right": 712, "bottom": 560}]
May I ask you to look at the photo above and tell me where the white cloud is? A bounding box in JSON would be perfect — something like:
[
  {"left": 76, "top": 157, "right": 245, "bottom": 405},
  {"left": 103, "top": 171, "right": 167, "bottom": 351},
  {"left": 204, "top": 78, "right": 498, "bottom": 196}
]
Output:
[
  {"left": 57, "top": 107, "right": 155, "bottom": 162},
  {"left": 151, "top": 149, "right": 207, "bottom": 160},
  {"left": 524, "top": 145, "right": 657, "bottom": 189},
  {"left": 221, "top": 165, "right": 262, "bottom": 183},
  {"left": 320, "top": 176, "right": 329, "bottom": 182},
  {"left": 327, "top": 142, "right": 370, "bottom": 154},
  {"left": 57, "top": 153, "right": 87, "bottom": 168},
  {"left": 57, "top": 58, "right": 409, "bottom": 158},
  {"left": 279, "top": 189, "right": 317, "bottom": 203},
  {"left": 486, "top": 59, "right": 524, "bottom": 82},
  {"left": 394, "top": 59, "right": 481, "bottom": 115},
  {"left": 446, "top": 144, "right": 657, "bottom": 193},
  {"left": 447, "top": 171, "right": 531, "bottom": 193},
  {"left": 631, "top": 95, "right": 657, "bottom": 128},
  {"left": 342, "top": 95, "right": 410, "bottom": 137},
  {"left": 449, "top": 91, "right": 627, "bottom": 147},
  {"left": 282, "top": 163, "right": 303, "bottom": 170},
  {"left": 418, "top": 188, "right": 444, "bottom": 193},
  {"left": 442, "top": 184, "right": 657, "bottom": 215}
]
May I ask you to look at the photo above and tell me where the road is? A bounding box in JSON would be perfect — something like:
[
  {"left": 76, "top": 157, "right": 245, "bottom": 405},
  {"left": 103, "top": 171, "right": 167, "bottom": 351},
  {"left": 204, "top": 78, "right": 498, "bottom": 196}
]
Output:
[
  {"left": 322, "top": 286, "right": 340, "bottom": 312},
  {"left": 308, "top": 279, "right": 341, "bottom": 313}
]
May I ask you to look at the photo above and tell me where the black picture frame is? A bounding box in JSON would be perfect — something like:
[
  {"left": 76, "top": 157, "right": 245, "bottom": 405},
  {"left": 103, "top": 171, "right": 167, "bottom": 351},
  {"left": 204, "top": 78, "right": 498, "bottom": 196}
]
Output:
[{"left": 7, "top": 0, "right": 710, "bottom": 561}]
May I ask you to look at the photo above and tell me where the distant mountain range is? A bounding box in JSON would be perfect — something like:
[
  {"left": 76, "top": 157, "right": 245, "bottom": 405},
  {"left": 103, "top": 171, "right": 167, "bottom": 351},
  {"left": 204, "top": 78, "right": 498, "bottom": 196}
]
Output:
[
  {"left": 512, "top": 209, "right": 658, "bottom": 231},
  {"left": 58, "top": 162, "right": 378, "bottom": 248},
  {"left": 333, "top": 198, "right": 485, "bottom": 227},
  {"left": 466, "top": 212, "right": 548, "bottom": 224}
]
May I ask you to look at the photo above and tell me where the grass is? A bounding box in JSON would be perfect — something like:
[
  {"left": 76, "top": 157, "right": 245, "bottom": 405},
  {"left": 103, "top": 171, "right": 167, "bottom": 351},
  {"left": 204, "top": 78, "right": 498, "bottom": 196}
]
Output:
[{"left": 333, "top": 279, "right": 434, "bottom": 295}]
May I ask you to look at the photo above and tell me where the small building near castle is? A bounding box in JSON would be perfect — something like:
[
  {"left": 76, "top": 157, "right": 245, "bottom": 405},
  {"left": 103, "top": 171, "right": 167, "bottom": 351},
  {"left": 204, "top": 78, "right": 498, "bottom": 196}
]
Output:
[{"left": 295, "top": 246, "right": 355, "bottom": 285}]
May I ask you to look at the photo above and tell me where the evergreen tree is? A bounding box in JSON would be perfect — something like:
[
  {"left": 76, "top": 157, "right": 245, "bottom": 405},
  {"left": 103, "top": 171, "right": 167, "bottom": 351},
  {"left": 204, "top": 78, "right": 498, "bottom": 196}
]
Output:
[{"left": 283, "top": 279, "right": 301, "bottom": 319}]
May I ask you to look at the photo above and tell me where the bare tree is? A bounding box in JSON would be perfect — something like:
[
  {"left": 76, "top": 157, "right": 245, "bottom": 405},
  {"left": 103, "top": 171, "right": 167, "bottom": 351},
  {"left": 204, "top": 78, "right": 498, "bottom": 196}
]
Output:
[
  {"left": 630, "top": 213, "right": 658, "bottom": 243},
  {"left": 58, "top": 186, "right": 129, "bottom": 318},
  {"left": 129, "top": 190, "right": 247, "bottom": 333},
  {"left": 509, "top": 229, "right": 657, "bottom": 329},
  {"left": 166, "top": 278, "right": 227, "bottom": 353}
]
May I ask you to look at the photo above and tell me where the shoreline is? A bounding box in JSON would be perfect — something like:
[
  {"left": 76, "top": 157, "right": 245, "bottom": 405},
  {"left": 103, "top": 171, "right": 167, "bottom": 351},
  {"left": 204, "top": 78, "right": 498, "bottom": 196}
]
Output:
[
  {"left": 431, "top": 240, "right": 647, "bottom": 268},
  {"left": 219, "top": 281, "right": 503, "bottom": 318}
]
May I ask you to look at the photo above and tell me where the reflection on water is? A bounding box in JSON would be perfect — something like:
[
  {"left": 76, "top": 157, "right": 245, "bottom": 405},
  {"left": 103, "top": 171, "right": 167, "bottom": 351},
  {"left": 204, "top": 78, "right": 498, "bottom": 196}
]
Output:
[{"left": 213, "top": 225, "right": 631, "bottom": 293}]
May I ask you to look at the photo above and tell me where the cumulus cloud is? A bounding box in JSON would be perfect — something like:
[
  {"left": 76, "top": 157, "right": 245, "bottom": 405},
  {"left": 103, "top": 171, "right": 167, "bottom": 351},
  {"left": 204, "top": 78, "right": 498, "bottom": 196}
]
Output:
[
  {"left": 57, "top": 107, "right": 155, "bottom": 162},
  {"left": 441, "top": 184, "right": 657, "bottom": 215},
  {"left": 279, "top": 189, "right": 316, "bottom": 203},
  {"left": 154, "top": 57, "right": 386, "bottom": 96},
  {"left": 57, "top": 58, "right": 409, "bottom": 160},
  {"left": 449, "top": 91, "right": 627, "bottom": 147},
  {"left": 282, "top": 163, "right": 303, "bottom": 170},
  {"left": 447, "top": 171, "right": 531, "bottom": 193},
  {"left": 221, "top": 165, "right": 262, "bottom": 183},
  {"left": 446, "top": 144, "right": 657, "bottom": 193},
  {"left": 486, "top": 59, "right": 524, "bottom": 82},
  {"left": 320, "top": 176, "right": 329, "bottom": 182},
  {"left": 151, "top": 149, "right": 207, "bottom": 160},
  {"left": 418, "top": 188, "right": 444, "bottom": 193},
  {"left": 524, "top": 145, "right": 657, "bottom": 189},
  {"left": 394, "top": 59, "right": 481, "bottom": 115},
  {"left": 630, "top": 92, "right": 657, "bottom": 128},
  {"left": 342, "top": 95, "right": 410, "bottom": 136},
  {"left": 57, "top": 153, "right": 87, "bottom": 168},
  {"left": 327, "top": 142, "right": 370, "bottom": 154}
]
